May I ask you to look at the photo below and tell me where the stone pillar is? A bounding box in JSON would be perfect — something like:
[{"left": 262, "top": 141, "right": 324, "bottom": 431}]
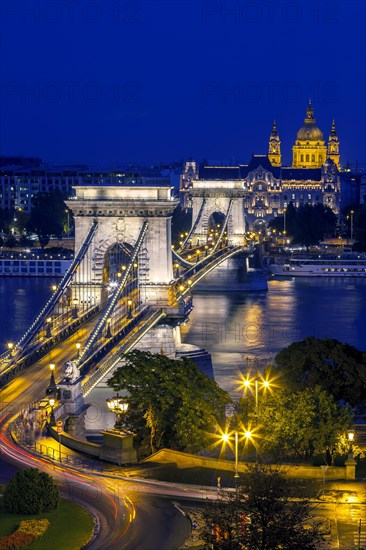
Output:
[
  {"left": 100, "top": 430, "right": 137, "bottom": 464},
  {"left": 136, "top": 325, "right": 178, "bottom": 357},
  {"left": 230, "top": 198, "right": 246, "bottom": 245},
  {"left": 345, "top": 455, "right": 357, "bottom": 480},
  {"left": 64, "top": 413, "right": 87, "bottom": 440}
]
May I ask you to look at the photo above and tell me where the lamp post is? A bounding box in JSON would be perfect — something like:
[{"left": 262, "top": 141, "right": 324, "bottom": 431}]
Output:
[
  {"left": 348, "top": 429, "right": 355, "bottom": 458},
  {"left": 106, "top": 395, "right": 129, "bottom": 431},
  {"left": 46, "top": 317, "right": 52, "bottom": 338},
  {"left": 75, "top": 342, "right": 81, "bottom": 358},
  {"left": 72, "top": 298, "right": 78, "bottom": 319},
  {"left": 221, "top": 432, "right": 239, "bottom": 480},
  {"left": 242, "top": 373, "right": 270, "bottom": 465},
  {"left": 127, "top": 299, "right": 133, "bottom": 319},
  {"left": 47, "top": 363, "right": 57, "bottom": 396},
  {"left": 7, "top": 342, "right": 14, "bottom": 356},
  {"left": 106, "top": 317, "right": 112, "bottom": 338}
]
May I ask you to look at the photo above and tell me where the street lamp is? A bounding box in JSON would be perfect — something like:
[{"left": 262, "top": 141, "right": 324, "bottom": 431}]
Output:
[
  {"left": 47, "top": 363, "right": 57, "bottom": 395},
  {"left": 106, "top": 317, "right": 112, "bottom": 338},
  {"left": 46, "top": 317, "right": 52, "bottom": 338},
  {"left": 7, "top": 342, "right": 14, "bottom": 356},
  {"left": 106, "top": 395, "right": 129, "bottom": 431},
  {"left": 241, "top": 374, "right": 271, "bottom": 464},
  {"left": 221, "top": 432, "right": 239, "bottom": 479},
  {"left": 52, "top": 284, "right": 57, "bottom": 292},
  {"left": 221, "top": 430, "right": 253, "bottom": 480},
  {"left": 49, "top": 397, "right": 56, "bottom": 426},
  {"left": 72, "top": 298, "right": 78, "bottom": 319},
  {"left": 348, "top": 429, "right": 355, "bottom": 457},
  {"left": 75, "top": 342, "right": 81, "bottom": 357}
]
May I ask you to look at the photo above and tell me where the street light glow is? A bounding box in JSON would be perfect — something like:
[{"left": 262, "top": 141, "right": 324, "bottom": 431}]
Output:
[
  {"left": 49, "top": 363, "right": 55, "bottom": 371},
  {"left": 221, "top": 433, "right": 230, "bottom": 443}
]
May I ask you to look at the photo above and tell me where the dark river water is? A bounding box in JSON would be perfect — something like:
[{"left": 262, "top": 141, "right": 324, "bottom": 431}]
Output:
[
  {"left": 1, "top": 275, "right": 366, "bottom": 396},
  {"left": 0, "top": 275, "right": 365, "bottom": 480}
]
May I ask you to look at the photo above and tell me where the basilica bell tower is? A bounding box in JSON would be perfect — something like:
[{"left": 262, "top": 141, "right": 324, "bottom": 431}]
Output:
[
  {"left": 268, "top": 120, "right": 281, "bottom": 166},
  {"left": 327, "top": 119, "right": 340, "bottom": 170}
]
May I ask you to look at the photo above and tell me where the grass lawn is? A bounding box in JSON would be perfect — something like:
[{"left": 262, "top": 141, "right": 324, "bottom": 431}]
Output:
[{"left": 0, "top": 498, "right": 94, "bottom": 550}]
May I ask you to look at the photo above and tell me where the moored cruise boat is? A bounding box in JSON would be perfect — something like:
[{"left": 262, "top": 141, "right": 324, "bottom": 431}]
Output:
[{"left": 269, "top": 256, "right": 366, "bottom": 277}]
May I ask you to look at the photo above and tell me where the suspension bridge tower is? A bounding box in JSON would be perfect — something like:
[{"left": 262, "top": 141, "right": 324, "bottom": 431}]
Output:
[{"left": 66, "top": 184, "right": 179, "bottom": 308}]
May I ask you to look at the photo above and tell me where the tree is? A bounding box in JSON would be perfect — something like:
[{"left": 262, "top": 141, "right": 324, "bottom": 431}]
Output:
[
  {"left": 273, "top": 337, "right": 366, "bottom": 406},
  {"left": 202, "top": 464, "right": 326, "bottom": 550},
  {"left": 256, "top": 386, "right": 352, "bottom": 463},
  {"left": 269, "top": 203, "right": 337, "bottom": 246},
  {"left": 3, "top": 468, "right": 59, "bottom": 514},
  {"left": 0, "top": 208, "right": 14, "bottom": 235},
  {"left": 27, "top": 190, "right": 68, "bottom": 248},
  {"left": 107, "top": 350, "right": 230, "bottom": 456}
]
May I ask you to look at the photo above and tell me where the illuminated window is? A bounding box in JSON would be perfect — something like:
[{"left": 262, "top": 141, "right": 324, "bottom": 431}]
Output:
[{"left": 308, "top": 194, "right": 311, "bottom": 200}]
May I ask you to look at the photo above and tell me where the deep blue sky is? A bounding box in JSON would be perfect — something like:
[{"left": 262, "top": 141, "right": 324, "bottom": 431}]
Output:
[{"left": 0, "top": 0, "right": 365, "bottom": 167}]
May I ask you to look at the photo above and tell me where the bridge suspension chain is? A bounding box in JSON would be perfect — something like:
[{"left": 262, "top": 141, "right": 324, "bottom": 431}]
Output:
[
  {"left": 76, "top": 221, "right": 149, "bottom": 365},
  {"left": 3, "top": 220, "right": 98, "bottom": 362},
  {"left": 179, "top": 196, "right": 206, "bottom": 250},
  {"left": 211, "top": 199, "right": 232, "bottom": 253}
]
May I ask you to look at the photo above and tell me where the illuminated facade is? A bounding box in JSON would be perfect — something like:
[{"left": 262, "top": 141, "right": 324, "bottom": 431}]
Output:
[{"left": 181, "top": 102, "right": 341, "bottom": 229}]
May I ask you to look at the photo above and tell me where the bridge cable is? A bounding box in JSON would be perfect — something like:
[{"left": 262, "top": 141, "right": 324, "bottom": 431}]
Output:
[
  {"left": 76, "top": 221, "right": 148, "bottom": 366},
  {"left": 212, "top": 199, "right": 233, "bottom": 253},
  {"left": 8, "top": 220, "right": 99, "bottom": 359},
  {"left": 179, "top": 196, "right": 206, "bottom": 250}
]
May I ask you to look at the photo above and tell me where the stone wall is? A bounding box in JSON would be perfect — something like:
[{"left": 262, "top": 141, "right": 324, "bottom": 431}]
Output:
[{"left": 143, "top": 448, "right": 354, "bottom": 480}]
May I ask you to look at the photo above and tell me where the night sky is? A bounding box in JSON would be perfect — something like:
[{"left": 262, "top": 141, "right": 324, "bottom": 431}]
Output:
[{"left": 0, "top": 0, "right": 365, "bottom": 167}]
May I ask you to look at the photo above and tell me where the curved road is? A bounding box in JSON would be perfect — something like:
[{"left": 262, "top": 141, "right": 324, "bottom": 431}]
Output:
[{"left": 0, "top": 329, "right": 191, "bottom": 549}]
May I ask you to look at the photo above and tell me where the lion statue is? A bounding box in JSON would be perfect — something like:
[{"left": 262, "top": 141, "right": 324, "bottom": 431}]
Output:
[{"left": 62, "top": 361, "right": 80, "bottom": 384}]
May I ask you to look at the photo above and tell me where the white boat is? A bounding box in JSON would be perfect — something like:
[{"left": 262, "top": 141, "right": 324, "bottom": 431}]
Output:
[{"left": 269, "top": 256, "right": 366, "bottom": 277}]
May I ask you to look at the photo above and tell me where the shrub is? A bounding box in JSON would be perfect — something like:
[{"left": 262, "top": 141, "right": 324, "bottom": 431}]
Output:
[{"left": 3, "top": 469, "right": 59, "bottom": 514}]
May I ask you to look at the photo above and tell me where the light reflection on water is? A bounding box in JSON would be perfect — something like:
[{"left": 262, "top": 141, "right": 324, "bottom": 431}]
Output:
[
  {"left": 180, "top": 277, "right": 366, "bottom": 396},
  {"left": 1, "top": 276, "right": 365, "bottom": 397}
]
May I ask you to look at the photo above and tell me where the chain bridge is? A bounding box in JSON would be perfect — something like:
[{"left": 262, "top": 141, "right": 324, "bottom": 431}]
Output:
[{"left": 0, "top": 182, "right": 248, "bottom": 397}]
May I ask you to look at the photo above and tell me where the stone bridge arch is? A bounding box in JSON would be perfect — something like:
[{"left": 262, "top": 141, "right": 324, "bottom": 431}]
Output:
[
  {"left": 189, "top": 185, "right": 246, "bottom": 246},
  {"left": 66, "top": 184, "right": 179, "bottom": 307}
]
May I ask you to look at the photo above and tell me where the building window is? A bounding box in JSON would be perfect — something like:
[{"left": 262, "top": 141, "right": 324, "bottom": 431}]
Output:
[
  {"left": 311, "top": 155, "right": 315, "bottom": 162},
  {"left": 319, "top": 156, "right": 323, "bottom": 163},
  {"left": 301, "top": 155, "right": 304, "bottom": 162},
  {"left": 306, "top": 154, "right": 309, "bottom": 162},
  {"left": 308, "top": 194, "right": 311, "bottom": 200},
  {"left": 283, "top": 194, "right": 287, "bottom": 201},
  {"left": 292, "top": 194, "right": 295, "bottom": 200}
]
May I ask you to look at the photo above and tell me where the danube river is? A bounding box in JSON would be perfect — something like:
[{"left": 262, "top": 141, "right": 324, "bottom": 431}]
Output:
[{"left": 1, "top": 276, "right": 366, "bottom": 399}]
